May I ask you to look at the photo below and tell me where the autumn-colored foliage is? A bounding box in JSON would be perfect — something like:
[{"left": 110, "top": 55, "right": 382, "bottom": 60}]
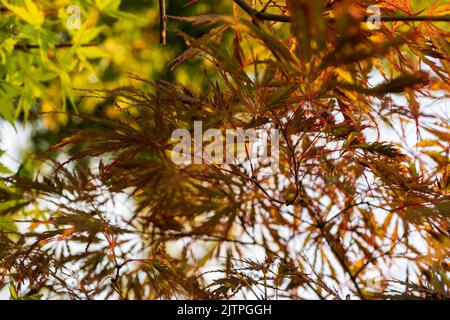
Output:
[{"left": 0, "top": 0, "right": 449, "bottom": 300}]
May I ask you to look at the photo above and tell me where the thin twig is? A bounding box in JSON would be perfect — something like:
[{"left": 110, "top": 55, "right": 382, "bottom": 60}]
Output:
[
  {"left": 14, "top": 43, "right": 98, "bottom": 51},
  {"left": 159, "top": 0, "right": 167, "bottom": 46}
]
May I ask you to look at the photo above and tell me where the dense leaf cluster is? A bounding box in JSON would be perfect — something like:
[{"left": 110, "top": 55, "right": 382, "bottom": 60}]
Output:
[{"left": 0, "top": 0, "right": 449, "bottom": 300}]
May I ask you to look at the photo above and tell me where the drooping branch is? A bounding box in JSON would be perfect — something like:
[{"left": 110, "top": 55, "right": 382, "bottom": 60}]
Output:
[{"left": 233, "top": 0, "right": 450, "bottom": 23}]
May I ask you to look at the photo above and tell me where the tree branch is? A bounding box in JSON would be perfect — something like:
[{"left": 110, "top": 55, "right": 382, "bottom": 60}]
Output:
[
  {"left": 234, "top": 0, "right": 291, "bottom": 22},
  {"left": 14, "top": 43, "right": 99, "bottom": 51},
  {"left": 159, "top": 0, "right": 167, "bottom": 46},
  {"left": 233, "top": 0, "right": 450, "bottom": 23}
]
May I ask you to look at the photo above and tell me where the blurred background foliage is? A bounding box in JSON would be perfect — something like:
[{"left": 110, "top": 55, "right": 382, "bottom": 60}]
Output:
[{"left": 0, "top": 0, "right": 231, "bottom": 133}]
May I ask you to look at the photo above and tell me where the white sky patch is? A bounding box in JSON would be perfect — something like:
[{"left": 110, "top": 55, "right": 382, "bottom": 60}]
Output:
[{"left": 0, "top": 121, "right": 32, "bottom": 173}]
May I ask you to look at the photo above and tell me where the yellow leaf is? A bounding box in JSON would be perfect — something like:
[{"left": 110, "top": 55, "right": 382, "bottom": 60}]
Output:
[
  {"left": 1, "top": 0, "right": 45, "bottom": 26},
  {"left": 24, "top": 0, "right": 44, "bottom": 25}
]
